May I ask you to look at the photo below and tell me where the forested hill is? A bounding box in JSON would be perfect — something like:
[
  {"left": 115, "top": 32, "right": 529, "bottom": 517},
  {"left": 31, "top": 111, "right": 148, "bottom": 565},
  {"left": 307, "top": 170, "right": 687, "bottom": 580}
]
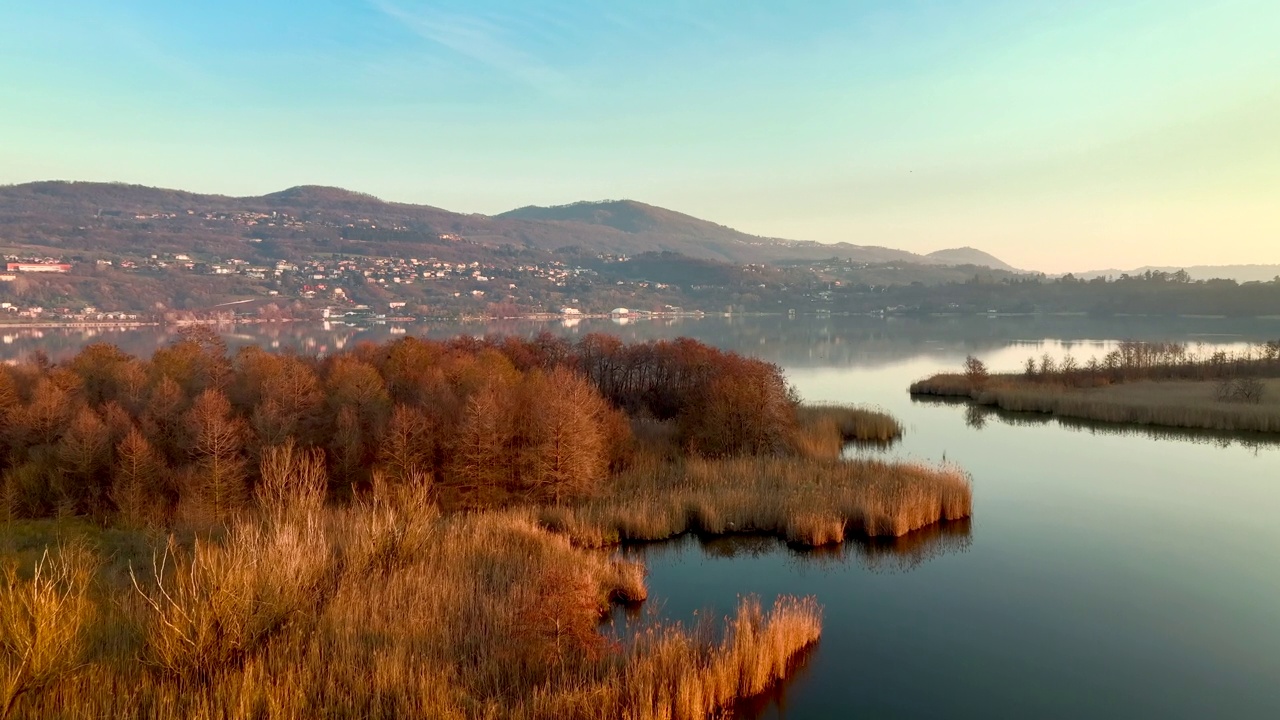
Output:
[
  {"left": 0, "top": 181, "right": 1011, "bottom": 269},
  {"left": 925, "top": 247, "right": 1017, "bottom": 271},
  {"left": 495, "top": 199, "right": 1004, "bottom": 266}
]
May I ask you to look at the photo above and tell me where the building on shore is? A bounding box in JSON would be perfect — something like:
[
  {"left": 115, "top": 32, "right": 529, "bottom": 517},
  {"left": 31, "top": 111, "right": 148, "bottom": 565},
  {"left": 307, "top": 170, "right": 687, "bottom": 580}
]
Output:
[{"left": 7, "top": 262, "right": 71, "bottom": 273}]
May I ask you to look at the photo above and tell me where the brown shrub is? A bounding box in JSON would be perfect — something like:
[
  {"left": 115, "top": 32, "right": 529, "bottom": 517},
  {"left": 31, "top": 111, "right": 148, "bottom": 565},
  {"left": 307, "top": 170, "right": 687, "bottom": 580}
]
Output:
[{"left": 0, "top": 542, "right": 98, "bottom": 717}]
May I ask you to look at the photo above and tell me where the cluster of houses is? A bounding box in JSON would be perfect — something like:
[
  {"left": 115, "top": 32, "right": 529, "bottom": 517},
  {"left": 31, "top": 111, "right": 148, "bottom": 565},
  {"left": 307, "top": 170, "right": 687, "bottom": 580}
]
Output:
[
  {"left": 0, "top": 302, "right": 141, "bottom": 322},
  {"left": 170, "top": 208, "right": 411, "bottom": 234}
]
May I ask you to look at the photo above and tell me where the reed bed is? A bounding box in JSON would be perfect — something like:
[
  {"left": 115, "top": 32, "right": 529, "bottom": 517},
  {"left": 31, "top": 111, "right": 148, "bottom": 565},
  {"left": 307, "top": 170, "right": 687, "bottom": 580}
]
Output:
[
  {"left": 541, "top": 453, "right": 973, "bottom": 548},
  {"left": 0, "top": 486, "right": 822, "bottom": 719},
  {"left": 908, "top": 373, "right": 975, "bottom": 398},
  {"left": 979, "top": 380, "right": 1280, "bottom": 433},
  {"left": 792, "top": 405, "right": 903, "bottom": 459},
  {"left": 912, "top": 374, "right": 1280, "bottom": 433}
]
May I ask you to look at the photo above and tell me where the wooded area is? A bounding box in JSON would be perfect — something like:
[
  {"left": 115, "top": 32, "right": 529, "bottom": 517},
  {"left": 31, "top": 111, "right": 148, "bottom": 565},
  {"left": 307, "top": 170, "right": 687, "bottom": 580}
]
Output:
[{"left": 0, "top": 330, "right": 816, "bottom": 524}]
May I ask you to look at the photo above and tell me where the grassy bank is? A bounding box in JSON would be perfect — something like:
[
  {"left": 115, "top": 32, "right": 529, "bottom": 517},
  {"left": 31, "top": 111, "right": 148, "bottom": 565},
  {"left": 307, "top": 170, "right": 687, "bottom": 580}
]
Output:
[
  {"left": 0, "top": 485, "right": 823, "bottom": 719},
  {"left": 911, "top": 374, "right": 1280, "bottom": 433},
  {"left": 541, "top": 451, "right": 971, "bottom": 549},
  {"left": 793, "top": 405, "right": 903, "bottom": 457}
]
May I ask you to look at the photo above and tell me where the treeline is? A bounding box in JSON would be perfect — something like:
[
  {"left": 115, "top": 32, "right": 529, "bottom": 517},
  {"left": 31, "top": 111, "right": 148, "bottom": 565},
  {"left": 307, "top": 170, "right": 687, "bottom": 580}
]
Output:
[
  {"left": 915, "top": 340, "right": 1280, "bottom": 403},
  {"left": 873, "top": 273, "right": 1280, "bottom": 317},
  {"left": 1016, "top": 340, "right": 1280, "bottom": 387},
  {"left": 0, "top": 330, "right": 802, "bottom": 524}
]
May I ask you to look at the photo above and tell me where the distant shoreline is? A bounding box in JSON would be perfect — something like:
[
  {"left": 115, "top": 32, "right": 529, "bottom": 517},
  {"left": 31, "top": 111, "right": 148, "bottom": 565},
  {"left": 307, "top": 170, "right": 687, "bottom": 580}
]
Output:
[{"left": 0, "top": 321, "right": 161, "bottom": 329}]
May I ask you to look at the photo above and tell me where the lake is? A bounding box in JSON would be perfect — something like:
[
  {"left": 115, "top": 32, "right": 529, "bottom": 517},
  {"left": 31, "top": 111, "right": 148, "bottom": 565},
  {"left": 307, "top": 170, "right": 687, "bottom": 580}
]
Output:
[{"left": 9, "top": 314, "right": 1280, "bottom": 718}]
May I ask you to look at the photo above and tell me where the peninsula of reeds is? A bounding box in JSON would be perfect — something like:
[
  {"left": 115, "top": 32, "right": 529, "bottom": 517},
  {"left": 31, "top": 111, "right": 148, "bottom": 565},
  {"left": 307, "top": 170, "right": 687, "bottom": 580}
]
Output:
[
  {"left": 911, "top": 341, "right": 1280, "bottom": 433},
  {"left": 0, "top": 330, "right": 969, "bottom": 719}
]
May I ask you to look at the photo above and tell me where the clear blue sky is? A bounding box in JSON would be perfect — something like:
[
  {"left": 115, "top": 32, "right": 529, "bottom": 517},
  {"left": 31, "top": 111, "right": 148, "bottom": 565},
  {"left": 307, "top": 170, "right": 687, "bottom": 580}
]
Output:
[{"left": 2, "top": 0, "right": 1277, "bottom": 271}]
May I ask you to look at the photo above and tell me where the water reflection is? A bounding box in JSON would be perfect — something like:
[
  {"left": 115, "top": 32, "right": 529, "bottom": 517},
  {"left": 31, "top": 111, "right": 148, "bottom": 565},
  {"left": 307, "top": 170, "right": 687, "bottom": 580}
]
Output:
[
  {"left": 606, "top": 522, "right": 972, "bottom": 717},
  {"left": 963, "top": 403, "right": 989, "bottom": 430},
  {"left": 915, "top": 395, "right": 1280, "bottom": 452},
  {"left": 821, "top": 518, "right": 972, "bottom": 574},
  {"left": 6, "top": 314, "right": 1280, "bottom": 368},
  {"left": 731, "top": 643, "right": 819, "bottom": 720},
  {"left": 622, "top": 520, "right": 973, "bottom": 577}
]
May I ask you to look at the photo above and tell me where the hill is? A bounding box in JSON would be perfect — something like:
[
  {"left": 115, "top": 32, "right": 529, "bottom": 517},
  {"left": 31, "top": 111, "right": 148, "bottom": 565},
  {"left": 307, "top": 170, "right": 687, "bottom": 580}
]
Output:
[
  {"left": 498, "top": 199, "right": 1015, "bottom": 268},
  {"left": 926, "top": 247, "right": 1017, "bottom": 271},
  {"left": 0, "top": 181, "right": 1014, "bottom": 269}
]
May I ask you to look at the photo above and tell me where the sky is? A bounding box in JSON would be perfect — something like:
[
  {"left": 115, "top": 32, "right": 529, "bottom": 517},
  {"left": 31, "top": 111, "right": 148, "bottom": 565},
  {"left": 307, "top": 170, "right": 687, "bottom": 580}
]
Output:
[{"left": 2, "top": 0, "right": 1278, "bottom": 273}]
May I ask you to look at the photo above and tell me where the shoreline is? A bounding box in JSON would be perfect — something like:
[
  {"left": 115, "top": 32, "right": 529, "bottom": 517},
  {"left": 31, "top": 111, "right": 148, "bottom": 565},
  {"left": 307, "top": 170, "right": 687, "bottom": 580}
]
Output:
[{"left": 910, "top": 374, "right": 1280, "bottom": 434}]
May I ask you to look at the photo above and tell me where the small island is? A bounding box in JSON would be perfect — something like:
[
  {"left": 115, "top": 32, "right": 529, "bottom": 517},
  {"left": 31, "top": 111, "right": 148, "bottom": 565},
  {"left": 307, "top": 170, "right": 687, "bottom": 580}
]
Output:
[
  {"left": 0, "top": 330, "right": 969, "bottom": 719},
  {"left": 911, "top": 341, "right": 1280, "bottom": 434}
]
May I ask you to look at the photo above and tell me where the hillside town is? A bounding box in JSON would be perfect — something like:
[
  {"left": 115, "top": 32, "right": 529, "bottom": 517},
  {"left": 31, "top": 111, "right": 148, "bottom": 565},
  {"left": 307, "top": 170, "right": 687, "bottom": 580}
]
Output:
[{"left": 0, "top": 250, "right": 705, "bottom": 324}]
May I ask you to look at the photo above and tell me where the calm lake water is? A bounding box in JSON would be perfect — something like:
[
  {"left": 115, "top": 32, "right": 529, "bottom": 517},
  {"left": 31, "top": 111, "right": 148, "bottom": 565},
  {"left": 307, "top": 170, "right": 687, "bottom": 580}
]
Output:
[{"left": 10, "top": 315, "right": 1280, "bottom": 718}]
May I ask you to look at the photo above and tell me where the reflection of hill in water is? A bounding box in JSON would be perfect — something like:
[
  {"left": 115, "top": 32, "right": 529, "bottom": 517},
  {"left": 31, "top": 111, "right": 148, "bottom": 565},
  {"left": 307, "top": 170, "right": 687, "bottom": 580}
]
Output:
[
  {"left": 625, "top": 519, "right": 973, "bottom": 575},
  {"left": 7, "top": 315, "right": 1279, "bottom": 366},
  {"left": 914, "top": 396, "right": 1280, "bottom": 452}
]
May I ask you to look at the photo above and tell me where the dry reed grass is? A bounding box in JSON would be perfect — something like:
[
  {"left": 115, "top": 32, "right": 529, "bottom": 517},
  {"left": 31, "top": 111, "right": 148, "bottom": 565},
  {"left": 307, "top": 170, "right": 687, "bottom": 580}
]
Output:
[
  {"left": 0, "top": 487, "right": 822, "bottom": 719},
  {"left": 542, "top": 451, "right": 972, "bottom": 548},
  {"left": 0, "top": 405, "right": 959, "bottom": 717},
  {"left": 620, "top": 595, "right": 822, "bottom": 719},
  {"left": 913, "top": 373, "right": 1280, "bottom": 433},
  {"left": 0, "top": 542, "right": 97, "bottom": 718},
  {"left": 130, "top": 516, "right": 336, "bottom": 679},
  {"left": 979, "top": 379, "right": 1280, "bottom": 433},
  {"left": 908, "top": 373, "right": 975, "bottom": 398},
  {"left": 791, "top": 405, "right": 903, "bottom": 459}
]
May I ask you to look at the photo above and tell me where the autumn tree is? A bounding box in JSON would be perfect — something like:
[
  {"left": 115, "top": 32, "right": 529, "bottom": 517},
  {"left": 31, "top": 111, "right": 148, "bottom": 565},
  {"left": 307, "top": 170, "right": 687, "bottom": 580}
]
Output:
[
  {"left": 236, "top": 350, "right": 325, "bottom": 455},
  {"left": 328, "top": 406, "right": 364, "bottom": 489},
  {"left": 185, "top": 388, "right": 248, "bottom": 522},
  {"left": 8, "top": 377, "right": 73, "bottom": 453},
  {"left": 378, "top": 338, "right": 445, "bottom": 406},
  {"left": 378, "top": 404, "right": 436, "bottom": 485},
  {"left": 0, "top": 369, "right": 21, "bottom": 464},
  {"left": 66, "top": 343, "right": 136, "bottom": 407},
  {"left": 55, "top": 405, "right": 111, "bottom": 514},
  {"left": 142, "top": 375, "right": 189, "bottom": 466},
  {"left": 516, "top": 369, "right": 611, "bottom": 503},
  {"left": 448, "top": 380, "right": 514, "bottom": 501},
  {"left": 112, "top": 427, "right": 167, "bottom": 526},
  {"left": 150, "top": 327, "right": 230, "bottom": 397},
  {"left": 680, "top": 358, "right": 797, "bottom": 457}
]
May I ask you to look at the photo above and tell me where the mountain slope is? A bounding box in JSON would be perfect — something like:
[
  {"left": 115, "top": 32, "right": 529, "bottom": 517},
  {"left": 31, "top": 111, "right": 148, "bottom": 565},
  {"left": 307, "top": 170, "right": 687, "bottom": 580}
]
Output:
[
  {"left": 926, "top": 247, "right": 1017, "bottom": 271},
  {"left": 0, "top": 181, "right": 1015, "bottom": 269},
  {"left": 498, "top": 199, "right": 1016, "bottom": 268},
  {"left": 499, "top": 199, "right": 812, "bottom": 262}
]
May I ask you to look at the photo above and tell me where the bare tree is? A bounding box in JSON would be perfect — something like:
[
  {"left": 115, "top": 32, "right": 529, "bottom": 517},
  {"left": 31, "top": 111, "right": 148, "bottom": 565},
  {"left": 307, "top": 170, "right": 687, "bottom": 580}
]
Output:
[
  {"left": 378, "top": 405, "right": 435, "bottom": 485},
  {"left": 963, "top": 356, "right": 989, "bottom": 389}
]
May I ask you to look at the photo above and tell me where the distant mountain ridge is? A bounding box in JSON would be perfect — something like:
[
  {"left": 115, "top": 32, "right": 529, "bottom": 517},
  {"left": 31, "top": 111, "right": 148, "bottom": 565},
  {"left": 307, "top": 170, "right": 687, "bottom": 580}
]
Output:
[{"left": 0, "top": 181, "right": 1014, "bottom": 270}]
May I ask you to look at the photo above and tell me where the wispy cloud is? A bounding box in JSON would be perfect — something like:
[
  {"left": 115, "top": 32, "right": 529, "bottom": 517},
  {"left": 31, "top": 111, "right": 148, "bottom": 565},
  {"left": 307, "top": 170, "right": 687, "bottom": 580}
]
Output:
[{"left": 369, "top": 1, "right": 572, "bottom": 96}]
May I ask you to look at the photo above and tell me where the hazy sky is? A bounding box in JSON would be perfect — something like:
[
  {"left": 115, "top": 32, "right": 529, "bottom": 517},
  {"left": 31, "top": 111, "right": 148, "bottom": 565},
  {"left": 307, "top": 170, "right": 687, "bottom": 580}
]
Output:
[{"left": 2, "top": 1, "right": 1277, "bottom": 272}]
